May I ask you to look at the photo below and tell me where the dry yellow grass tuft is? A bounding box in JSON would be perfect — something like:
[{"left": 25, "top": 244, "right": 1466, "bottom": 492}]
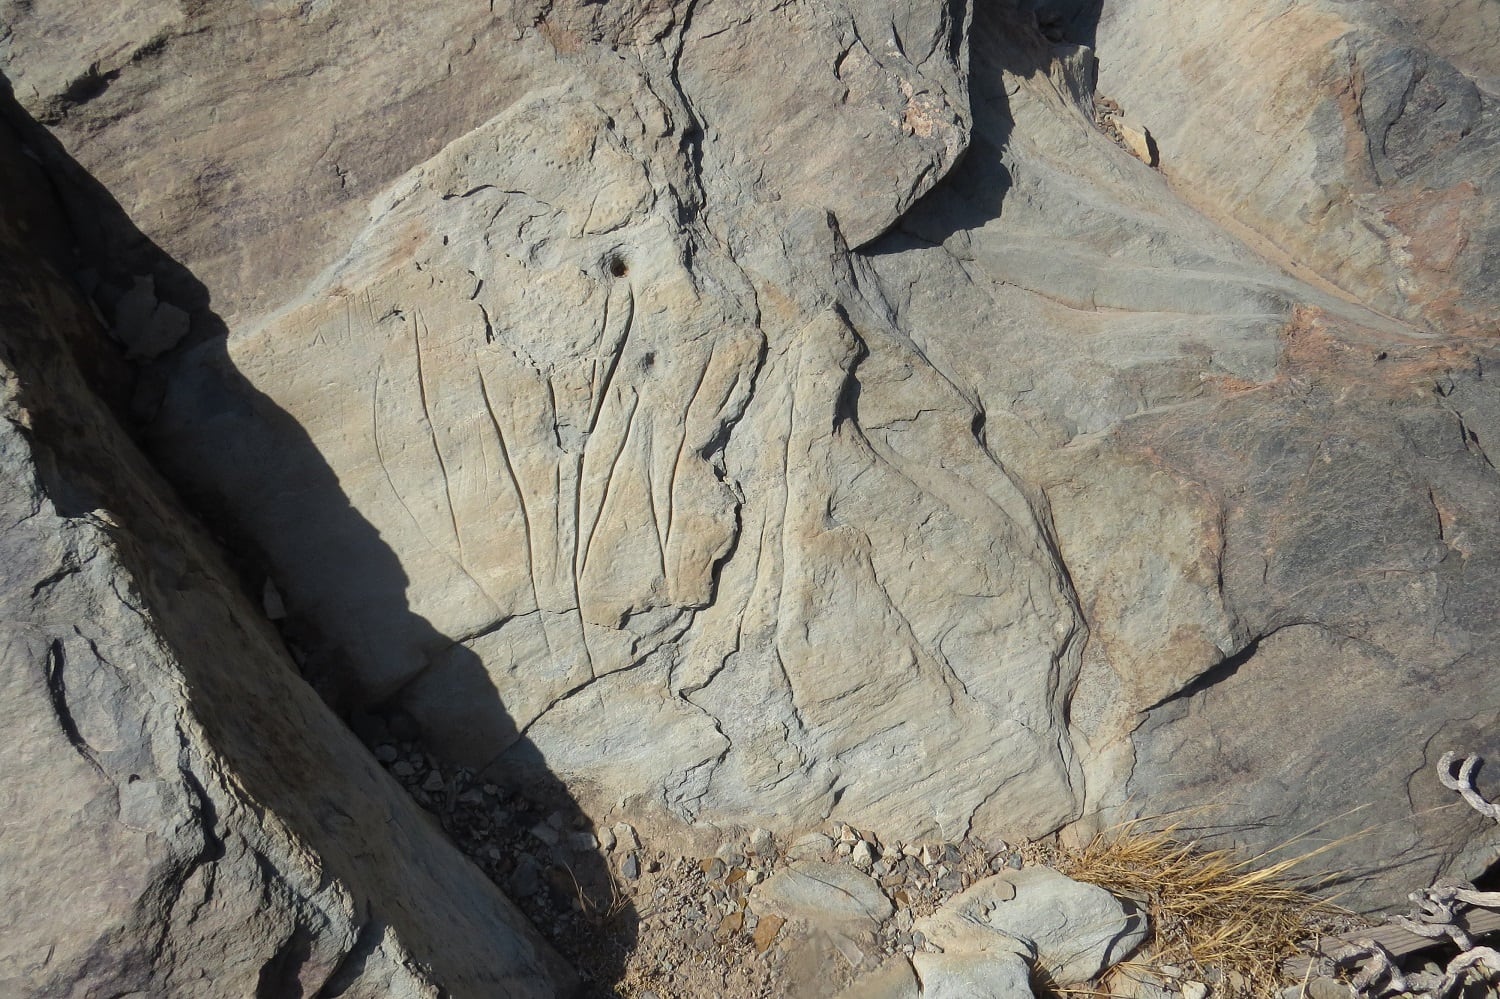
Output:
[{"left": 1049, "top": 817, "right": 1364, "bottom": 999}]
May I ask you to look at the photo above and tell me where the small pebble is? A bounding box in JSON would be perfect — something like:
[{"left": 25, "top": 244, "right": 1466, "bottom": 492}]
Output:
[{"left": 613, "top": 822, "right": 640, "bottom": 852}]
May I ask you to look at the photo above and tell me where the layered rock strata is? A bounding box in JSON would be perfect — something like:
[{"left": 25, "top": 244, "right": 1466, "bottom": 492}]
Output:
[{"left": 3, "top": 0, "right": 1498, "bottom": 918}]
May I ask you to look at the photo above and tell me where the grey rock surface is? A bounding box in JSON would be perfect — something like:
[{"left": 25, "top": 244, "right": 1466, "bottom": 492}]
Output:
[
  {"left": 0, "top": 120, "right": 570, "bottom": 998},
  {"left": 914, "top": 867, "right": 1147, "bottom": 985},
  {"left": 53, "top": 0, "right": 1088, "bottom": 847},
  {"left": 2, "top": 0, "right": 1499, "bottom": 920},
  {"left": 749, "top": 859, "right": 893, "bottom": 934},
  {"left": 911, "top": 949, "right": 1036, "bottom": 999},
  {"left": 862, "top": 5, "right": 1500, "bottom": 906},
  {"left": 1090, "top": 0, "right": 1500, "bottom": 335}
]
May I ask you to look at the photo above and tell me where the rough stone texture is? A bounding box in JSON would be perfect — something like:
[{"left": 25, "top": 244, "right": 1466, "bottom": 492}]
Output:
[
  {"left": 914, "top": 867, "right": 1147, "bottom": 985},
  {"left": 832, "top": 957, "right": 923, "bottom": 999},
  {"left": 57, "top": 0, "right": 1087, "bottom": 847},
  {"left": 678, "top": 0, "right": 973, "bottom": 247},
  {"left": 0, "top": 116, "right": 571, "bottom": 998},
  {"left": 4, "top": 0, "right": 1500, "bottom": 918},
  {"left": 749, "top": 860, "right": 893, "bottom": 934},
  {"left": 861, "top": 6, "right": 1500, "bottom": 906},
  {"left": 911, "top": 949, "right": 1036, "bottom": 999},
  {"left": 1089, "top": 0, "right": 1500, "bottom": 336}
]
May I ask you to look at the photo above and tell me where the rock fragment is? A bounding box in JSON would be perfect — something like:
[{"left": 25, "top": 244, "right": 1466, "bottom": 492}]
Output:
[
  {"left": 912, "top": 949, "right": 1035, "bottom": 999},
  {"left": 753, "top": 914, "right": 785, "bottom": 954},
  {"left": 915, "top": 866, "right": 1147, "bottom": 986},
  {"left": 612, "top": 822, "right": 640, "bottom": 853},
  {"left": 1114, "top": 115, "right": 1159, "bottom": 167},
  {"left": 750, "top": 859, "right": 893, "bottom": 935}
]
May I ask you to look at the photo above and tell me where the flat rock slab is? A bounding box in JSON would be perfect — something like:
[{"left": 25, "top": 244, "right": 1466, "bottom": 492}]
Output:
[
  {"left": 916, "top": 866, "right": 1147, "bottom": 985},
  {"left": 748, "top": 859, "right": 893, "bottom": 934},
  {"left": 913, "top": 950, "right": 1035, "bottom": 999},
  {"left": 832, "top": 957, "right": 923, "bottom": 999}
]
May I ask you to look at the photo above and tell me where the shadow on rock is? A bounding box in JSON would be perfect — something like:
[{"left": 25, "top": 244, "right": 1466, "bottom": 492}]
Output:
[
  {"left": 0, "top": 82, "right": 634, "bottom": 996},
  {"left": 867, "top": 0, "right": 1104, "bottom": 255}
]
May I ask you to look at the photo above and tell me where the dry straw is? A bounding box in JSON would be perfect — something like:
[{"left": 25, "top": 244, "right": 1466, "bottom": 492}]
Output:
[{"left": 1048, "top": 813, "right": 1365, "bottom": 999}]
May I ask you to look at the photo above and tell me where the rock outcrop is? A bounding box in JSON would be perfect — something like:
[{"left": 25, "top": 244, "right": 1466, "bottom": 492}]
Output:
[
  {"left": 1090, "top": 0, "right": 1500, "bottom": 336},
  {"left": 0, "top": 113, "right": 572, "bottom": 997},
  {"left": 4, "top": 0, "right": 1499, "bottom": 946}
]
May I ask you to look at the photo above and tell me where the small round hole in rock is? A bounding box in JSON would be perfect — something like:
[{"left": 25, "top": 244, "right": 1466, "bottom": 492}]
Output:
[{"left": 608, "top": 256, "right": 628, "bottom": 278}]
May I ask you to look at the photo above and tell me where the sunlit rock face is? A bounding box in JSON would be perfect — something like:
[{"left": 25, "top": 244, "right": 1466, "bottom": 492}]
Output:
[{"left": 6, "top": 0, "right": 1499, "bottom": 913}]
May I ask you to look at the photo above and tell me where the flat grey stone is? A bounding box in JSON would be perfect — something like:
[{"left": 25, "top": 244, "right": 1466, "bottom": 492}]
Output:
[
  {"left": 915, "top": 866, "right": 1147, "bottom": 985},
  {"left": 913, "top": 949, "right": 1035, "bottom": 999},
  {"left": 749, "top": 860, "right": 892, "bottom": 934}
]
